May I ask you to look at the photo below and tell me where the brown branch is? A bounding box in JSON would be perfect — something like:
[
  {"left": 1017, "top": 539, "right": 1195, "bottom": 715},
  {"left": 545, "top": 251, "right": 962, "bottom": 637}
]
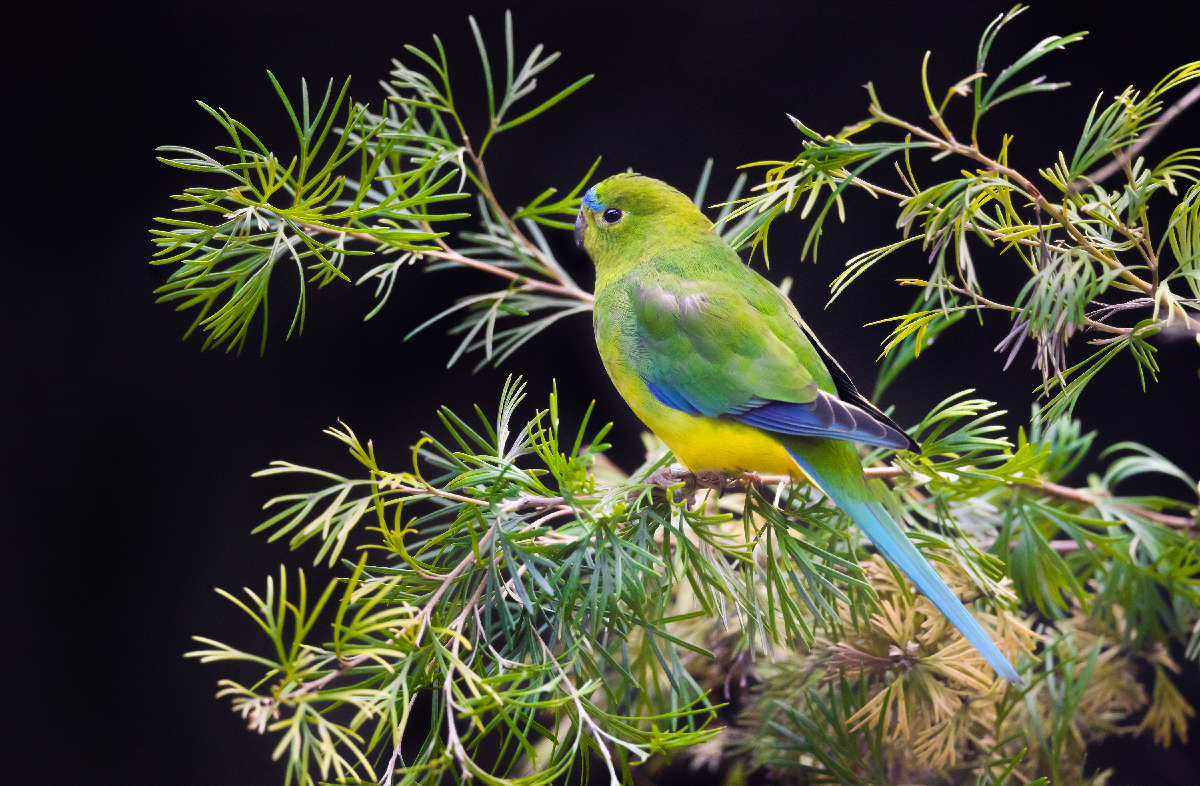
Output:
[
  {"left": 1048, "top": 539, "right": 1079, "bottom": 554},
  {"left": 749, "top": 466, "right": 1195, "bottom": 530},
  {"left": 1072, "top": 81, "right": 1200, "bottom": 192},
  {"left": 450, "top": 574, "right": 489, "bottom": 632},
  {"left": 377, "top": 477, "right": 490, "bottom": 508},
  {"left": 979, "top": 535, "right": 1081, "bottom": 553},
  {"left": 284, "top": 658, "right": 360, "bottom": 698},
  {"left": 838, "top": 174, "right": 1085, "bottom": 260},
  {"left": 422, "top": 248, "right": 592, "bottom": 301},
  {"left": 897, "top": 278, "right": 1127, "bottom": 336},
  {"left": 499, "top": 492, "right": 571, "bottom": 512},
  {"left": 411, "top": 527, "right": 494, "bottom": 647},
  {"left": 967, "top": 151, "right": 1153, "bottom": 295},
  {"left": 1014, "top": 479, "right": 1197, "bottom": 529},
  {"left": 458, "top": 134, "right": 593, "bottom": 300},
  {"left": 297, "top": 221, "right": 593, "bottom": 303}
]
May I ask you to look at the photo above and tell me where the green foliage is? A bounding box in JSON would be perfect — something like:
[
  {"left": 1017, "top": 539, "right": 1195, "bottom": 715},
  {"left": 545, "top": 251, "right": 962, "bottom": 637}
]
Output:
[
  {"left": 192, "top": 381, "right": 813, "bottom": 785},
  {"left": 190, "top": 378, "right": 1199, "bottom": 784},
  {"left": 727, "top": 3, "right": 1200, "bottom": 426},
  {"left": 152, "top": 11, "right": 593, "bottom": 355},
  {"left": 152, "top": 73, "right": 467, "bottom": 353},
  {"left": 158, "top": 8, "right": 1200, "bottom": 786}
]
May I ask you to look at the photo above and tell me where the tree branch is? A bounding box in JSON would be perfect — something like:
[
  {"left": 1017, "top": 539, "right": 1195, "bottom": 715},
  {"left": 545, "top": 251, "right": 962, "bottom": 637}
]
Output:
[
  {"left": 869, "top": 467, "right": 1196, "bottom": 530},
  {"left": 298, "top": 222, "right": 593, "bottom": 302},
  {"left": 696, "top": 465, "right": 1197, "bottom": 530}
]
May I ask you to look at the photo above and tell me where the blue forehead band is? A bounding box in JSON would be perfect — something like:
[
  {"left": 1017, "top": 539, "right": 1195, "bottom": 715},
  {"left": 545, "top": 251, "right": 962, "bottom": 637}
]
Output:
[{"left": 582, "top": 188, "right": 604, "bottom": 212}]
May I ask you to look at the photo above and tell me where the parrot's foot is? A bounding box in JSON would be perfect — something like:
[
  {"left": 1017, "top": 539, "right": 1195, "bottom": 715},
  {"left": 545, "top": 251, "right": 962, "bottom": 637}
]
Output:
[
  {"left": 640, "top": 464, "right": 694, "bottom": 506},
  {"left": 641, "top": 466, "right": 764, "bottom": 507},
  {"left": 692, "top": 470, "right": 729, "bottom": 491},
  {"left": 643, "top": 463, "right": 691, "bottom": 489},
  {"left": 733, "top": 471, "right": 764, "bottom": 493},
  {"left": 641, "top": 464, "right": 728, "bottom": 508}
]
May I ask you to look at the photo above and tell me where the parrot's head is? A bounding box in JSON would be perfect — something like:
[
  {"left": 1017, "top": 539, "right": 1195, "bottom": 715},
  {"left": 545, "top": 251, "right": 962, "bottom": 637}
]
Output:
[{"left": 575, "top": 173, "right": 714, "bottom": 284}]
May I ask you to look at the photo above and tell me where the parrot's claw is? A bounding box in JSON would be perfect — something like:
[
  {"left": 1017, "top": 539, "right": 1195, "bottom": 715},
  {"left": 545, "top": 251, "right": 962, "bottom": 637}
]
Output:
[
  {"left": 734, "top": 471, "right": 764, "bottom": 493},
  {"left": 643, "top": 464, "right": 692, "bottom": 489},
  {"left": 640, "top": 465, "right": 696, "bottom": 507},
  {"left": 692, "top": 470, "right": 728, "bottom": 491},
  {"left": 639, "top": 465, "right": 746, "bottom": 509},
  {"left": 641, "top": 464, "right": 723, "bottom": 508}
]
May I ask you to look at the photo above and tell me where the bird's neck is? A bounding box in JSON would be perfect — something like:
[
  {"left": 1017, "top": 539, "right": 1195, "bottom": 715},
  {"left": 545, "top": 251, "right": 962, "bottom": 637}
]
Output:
[{"left": 592, "top": 228, "right": 720, "bottom": 294}]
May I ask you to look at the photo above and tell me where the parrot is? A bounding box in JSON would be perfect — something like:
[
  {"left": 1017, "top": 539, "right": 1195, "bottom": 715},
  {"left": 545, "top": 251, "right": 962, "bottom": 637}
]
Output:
[{"left": 574, "top": 172, "right": 1021, "bottom": 684}]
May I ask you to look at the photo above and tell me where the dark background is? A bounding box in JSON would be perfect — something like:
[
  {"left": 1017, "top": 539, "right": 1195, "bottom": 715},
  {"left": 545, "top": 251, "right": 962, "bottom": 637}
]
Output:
[{"left": 6, "top": 0, "right": 1200, "bottom": 782}]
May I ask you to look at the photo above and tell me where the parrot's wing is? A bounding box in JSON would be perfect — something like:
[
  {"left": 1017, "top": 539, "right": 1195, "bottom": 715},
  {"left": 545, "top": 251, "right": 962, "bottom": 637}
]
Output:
[
  {"left": 789, "top": 311, "right": 921, "bottom": 452},
  {"left": 631, "top": 278, "right": 912, "bottom": 450}
]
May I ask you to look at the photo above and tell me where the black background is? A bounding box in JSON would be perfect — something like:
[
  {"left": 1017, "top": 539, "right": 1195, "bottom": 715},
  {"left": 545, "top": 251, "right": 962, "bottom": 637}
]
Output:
[{"left": 6, "top": 0, "right": 1200, "bottom": 782}]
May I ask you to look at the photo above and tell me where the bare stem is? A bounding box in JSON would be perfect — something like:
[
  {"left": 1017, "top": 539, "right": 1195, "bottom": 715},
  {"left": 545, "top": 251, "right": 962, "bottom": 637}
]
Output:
[
  {"left": 459, "top": 134, "right": 592, "bottom": 300},
  {"left": 411, "top": 527, "right": 494, "bottom": 647},
  {"left": 298, "top": 222, "right": 593, "bottom": 303},
  {"left": 900, "top": 278, "right": 1127, "bottom": 335},
  {"left": 859, "top": 466, "right": 1196, "bottom": 529},
  {"left": 728, "top": 466, "right": 1196, "bottom": 530}
]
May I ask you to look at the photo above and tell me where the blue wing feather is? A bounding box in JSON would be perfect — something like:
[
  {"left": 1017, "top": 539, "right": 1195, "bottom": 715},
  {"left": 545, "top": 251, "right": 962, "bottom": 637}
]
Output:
[
  {"left": 647, "top": 382, "right": 911, "bottom": 450},
  {"left": 646, "top": 382, "right": 703, "bottom": 416}
]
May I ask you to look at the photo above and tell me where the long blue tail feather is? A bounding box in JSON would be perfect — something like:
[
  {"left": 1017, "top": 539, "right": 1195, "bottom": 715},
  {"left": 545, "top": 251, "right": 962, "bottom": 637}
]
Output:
[{"left": 786, "top": 446, "right": 1022, "bottom": 685}]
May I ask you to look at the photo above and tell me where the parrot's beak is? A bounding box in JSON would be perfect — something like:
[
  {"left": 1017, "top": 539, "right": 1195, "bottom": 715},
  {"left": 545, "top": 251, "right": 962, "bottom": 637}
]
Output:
[{"left": 574, "top": 208, "right": 586, "bottom": 248}]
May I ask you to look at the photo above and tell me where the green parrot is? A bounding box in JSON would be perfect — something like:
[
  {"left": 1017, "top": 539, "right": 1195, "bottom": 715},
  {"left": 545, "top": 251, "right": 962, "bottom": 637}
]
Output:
[{"left": 575, "top": 173, "right": 1020, "bottom": 684}]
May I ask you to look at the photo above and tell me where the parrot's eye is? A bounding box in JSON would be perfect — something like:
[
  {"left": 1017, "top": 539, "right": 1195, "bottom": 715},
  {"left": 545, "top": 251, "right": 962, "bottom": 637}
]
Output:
[{"left": 601, "top": 207, "right": 624, "bottom": 224}]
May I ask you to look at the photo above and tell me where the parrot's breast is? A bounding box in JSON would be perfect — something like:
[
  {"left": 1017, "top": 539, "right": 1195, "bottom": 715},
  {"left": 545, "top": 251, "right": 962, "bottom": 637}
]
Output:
[{"left": 593, "top": 275, "right": 803, "bottom": 477}]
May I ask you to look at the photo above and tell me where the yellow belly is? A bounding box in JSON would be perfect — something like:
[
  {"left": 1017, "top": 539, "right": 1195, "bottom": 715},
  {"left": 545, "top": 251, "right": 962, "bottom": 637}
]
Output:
[{"left": 609, "top": 363, "right": 802, "bottom": 476}]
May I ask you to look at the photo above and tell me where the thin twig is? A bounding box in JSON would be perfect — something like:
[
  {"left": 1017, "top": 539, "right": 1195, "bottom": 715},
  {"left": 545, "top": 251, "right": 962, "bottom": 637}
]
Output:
[
  {"left": 735, "top": 466, "right": 1195, "bottom": 529},
  {"left": 412, "top": 528, "right": 495, "bottom": 647},
  {"left": 378, "top": 477, "right": 490, "bottom": 508},
  {"left": 298, "top": 222, "right": 593, "bottom": 302},
  {"left": 380, "top": 693, "right": 418, "bottom": 786},
  {"left": 850, "top": 172, "right": 1095, "bottom": 258},
  {"left": 1015, "top": 479, "right": 1197, "bottom": 529},
  {"left": 869, "top": 466, "right": 1195, "bottom": 529},
  {"left": 423, "top": 248, "right": 592, "bottom": 301},
  {"left": 500, "top": 492, "right": 570, "bottom": 512},
  {"left": 458, "top": 133, "right": 593, "bottom": 300},
  {"left": 979, "top": 535, "right": 1081, "bottom": 553},
  {"left": 450, "top": 575, "right": 489, "bottom": 632},
  {"left": 899, "top": 278, "right": 1128, "bottom": 335}
]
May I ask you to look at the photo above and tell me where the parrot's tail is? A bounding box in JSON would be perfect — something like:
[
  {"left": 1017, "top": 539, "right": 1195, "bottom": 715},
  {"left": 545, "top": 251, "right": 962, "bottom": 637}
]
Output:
[{"left": 784, "top": 442, "right": 1023, "bottom": 685}]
